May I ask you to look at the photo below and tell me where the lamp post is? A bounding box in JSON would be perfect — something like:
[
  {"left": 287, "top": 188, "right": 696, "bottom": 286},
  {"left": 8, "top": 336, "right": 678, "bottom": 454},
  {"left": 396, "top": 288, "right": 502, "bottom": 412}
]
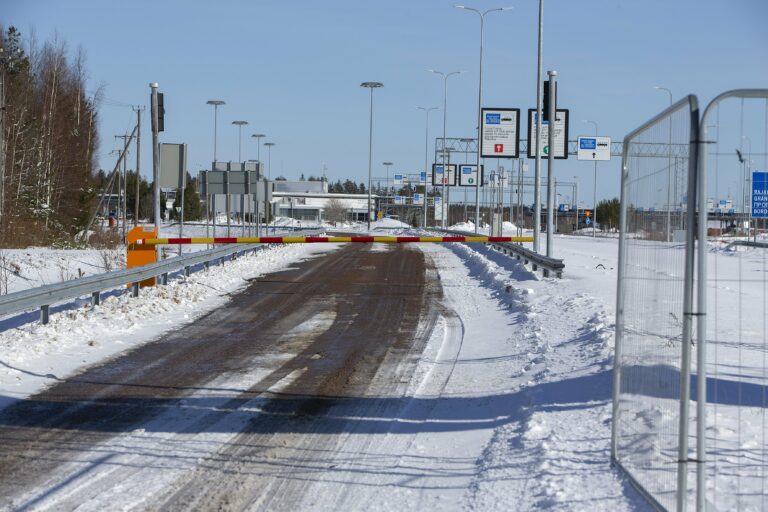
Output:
[
  {"left": 417, "top": 107, "right": 438, "bottom": 228},
  {"left": 206, "top": 100, "right": 226, "bottom": 163},
  {"left": 383, "top": 161, "right": 393, "bottom": 196},
  {"left": 264, "top": 142, "right": 276, "bottom": 228},
  {"left": 742, "top": 135, "right": 752, "bottom": 239},
  {"left": 654, "top": 85, "right": 673, "bottom": 241},
  {"left": 533, "top": 0, "right": 545, "bottom": 252},
  {"left": 251, "top": 133, "right": 266, "bottom": 236},
  {"left": 361, "top": 81, "right": 384, "bottom": 231},
  {"left": 430, "top": 69, "right": 463, "bottom": 228},
  {"left": 573, "top": 175, "right": 578, "bottom": 233},
  {"left": 232, "top": 120, "right": 248, "bottom": 163},
  {"left": 252, "top": 134, "right": 266, "bottom": 172},
  {"left": 455, "top": 5, "right": 511, "bottom": 234},
  {"left": 583, "top": 119, "right": 598, "bottom": 237}
]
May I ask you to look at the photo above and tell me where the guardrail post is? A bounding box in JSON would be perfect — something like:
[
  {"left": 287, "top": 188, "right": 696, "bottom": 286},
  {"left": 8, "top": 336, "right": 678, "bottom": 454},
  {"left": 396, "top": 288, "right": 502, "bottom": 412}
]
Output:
[
  {"left": 542, "top": 268, "right": 549, "bottom": 278},
  {"left": 204, "top": 261, "right": 209, "bottom": 271},
  {"left": 219, "top": 257, "right": 224, "bottom": 266},
  {"left": 532, "top": 263, "right": 538, "bottom": 272},
  {"left": 160, "top": 272, "right": 168, "bottom": 285},
  {"left": 40, "top": 305, "right": 49, "bottom": 324},
  {"left": 184, "top": 266, "right": 190, "bottom": 277},
  {"left": 132, "top": 282, "right": 139, "bottom": 297},
  {"left": 91, "top": 291, "right": 100, "bottom": 307},
  {"left": 556, "top": 270, "right": 562, "bottom": 278}
]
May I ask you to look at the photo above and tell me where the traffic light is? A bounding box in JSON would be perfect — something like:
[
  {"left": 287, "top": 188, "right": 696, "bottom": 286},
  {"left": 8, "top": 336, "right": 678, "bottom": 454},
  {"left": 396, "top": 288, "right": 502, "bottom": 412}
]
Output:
[
  {"left": 157, "top": 93, "right": 165, "bottom": 132},
  {"left": 543, "top": 80, "right": 556, "bottom": 122}
]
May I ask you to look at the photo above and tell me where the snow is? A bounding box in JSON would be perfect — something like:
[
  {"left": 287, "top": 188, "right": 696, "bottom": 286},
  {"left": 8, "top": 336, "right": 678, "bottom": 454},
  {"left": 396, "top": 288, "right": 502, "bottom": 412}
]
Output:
[
  {"left": 0, "top": 230, "right": 763, "bottom": 509},
  {"left": 0, "top": 242, "right": 340, "bottom": 411}
]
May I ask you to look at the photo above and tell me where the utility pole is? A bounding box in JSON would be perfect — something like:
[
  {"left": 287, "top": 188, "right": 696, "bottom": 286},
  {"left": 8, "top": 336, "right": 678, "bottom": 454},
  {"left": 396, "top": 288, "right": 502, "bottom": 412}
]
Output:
[
  {"left": 132, "top": 106, "right": 144, "bottom": 225},
  {"left": 115, "top": 134, "right": 131, "bottom": 241},
  {"left": 150, "top": 83, "right": 160, "bottom": 259}
]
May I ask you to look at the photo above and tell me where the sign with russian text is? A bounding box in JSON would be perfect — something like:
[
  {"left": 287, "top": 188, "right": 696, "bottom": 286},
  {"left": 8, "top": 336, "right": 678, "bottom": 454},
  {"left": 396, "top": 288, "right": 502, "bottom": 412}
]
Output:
[{"left": 753, "top": 171, "right": 768, "bottom": 218}]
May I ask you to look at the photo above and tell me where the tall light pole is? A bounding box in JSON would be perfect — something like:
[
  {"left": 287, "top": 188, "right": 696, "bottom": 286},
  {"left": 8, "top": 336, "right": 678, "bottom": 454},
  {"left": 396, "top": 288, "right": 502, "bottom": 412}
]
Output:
[
  {"left": 264, "top": 142, "right": 276, "bottom": 178},
  {"left": 534, "top": 0, "right": 545, "bottom": 252},
  {"left": 430, "top": 69, "right": 463, "bottom": 228},
  {"left": 654, "top": 85, "right": 673, "bottom": 241},
  {"left": 252, "top": 134, "right": 266, "bottom": 173},
  {"left": 383, "top": 161, "right": 393, "bottom": 195},
  {"left": 742, "top": 135, "right": 752, "bottom": 239},
  {"left": 573, "top": 175, "right": 578, "bottom": 233},
  {"left": 206, "top": 100, "right": 225, "bottom": 162},
  {"left": 361, "top": 81, "right": 384, "bottom": 231},
  {"left": 417, "top": 107, "right": 438, "bottom": 228},
  {"left": 456, "top": 5, "right": 512, "bottom": 234},
  {"left": 583, "top": 119, "right": 598, "bottom": 237},
  {"left": 232, "top": 120, "right": 248, "bottom": 162}
]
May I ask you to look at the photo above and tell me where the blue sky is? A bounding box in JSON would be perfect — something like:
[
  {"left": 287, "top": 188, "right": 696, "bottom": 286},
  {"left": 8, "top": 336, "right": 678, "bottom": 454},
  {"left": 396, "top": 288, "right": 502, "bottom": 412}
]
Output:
[{"left": 3, "top": 0, "right": 767, "bottom": 203}]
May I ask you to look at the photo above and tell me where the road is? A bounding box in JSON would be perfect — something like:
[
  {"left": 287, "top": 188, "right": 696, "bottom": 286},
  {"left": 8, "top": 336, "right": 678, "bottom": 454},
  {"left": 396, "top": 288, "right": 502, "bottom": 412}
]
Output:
[{"left": 0, "top": 242, "right": 457, "bottom": 510}]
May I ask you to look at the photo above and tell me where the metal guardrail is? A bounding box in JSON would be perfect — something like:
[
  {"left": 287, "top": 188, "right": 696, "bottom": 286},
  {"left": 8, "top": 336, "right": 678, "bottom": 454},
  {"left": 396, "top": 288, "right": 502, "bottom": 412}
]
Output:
[
  {"left": 0, "top": 229, "right": 323, "bottom": 326},
  {"left": 431, "top": 229, "right": 564, "bottom": 278}
]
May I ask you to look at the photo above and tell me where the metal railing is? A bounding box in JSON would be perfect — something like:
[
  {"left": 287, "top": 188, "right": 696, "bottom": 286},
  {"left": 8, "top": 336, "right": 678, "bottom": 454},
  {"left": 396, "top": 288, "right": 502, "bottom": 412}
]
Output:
[
  {"left": 0, "top": 229, "right": 323, "bottom": 326},
  {"left": 432, "top": 228, "right": 564, "bottom": 278}
]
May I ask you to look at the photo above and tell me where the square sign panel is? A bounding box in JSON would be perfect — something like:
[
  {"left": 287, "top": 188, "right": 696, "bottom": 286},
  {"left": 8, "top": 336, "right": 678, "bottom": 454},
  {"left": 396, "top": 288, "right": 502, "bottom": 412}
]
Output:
[
  {"left": 458, "top": 164, "right": 485, "bottom": 187},
  {"left": 481, "top": 108, "right": 520, "bottom": 158},
  {"left": 577, "top": 136, "right": 611, "bottom": 161},
  {"left": 527, "top": 109, "right": 569, "bottom": 159},
  {"left": 413, "top": 193, "right": 424, "bottom": 205},
  {"left": 431, "top": 164, "right": 457, "bottom": 186},
  {"left": 753, "top": 171, "right": 768, "bottom": 218}
]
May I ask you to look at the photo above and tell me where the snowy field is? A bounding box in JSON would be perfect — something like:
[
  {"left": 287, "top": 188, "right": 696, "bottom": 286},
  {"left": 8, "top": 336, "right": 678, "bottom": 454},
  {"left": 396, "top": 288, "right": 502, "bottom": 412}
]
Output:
[{"left": 0, "top": 225, "right": 764, "bottom": 509}]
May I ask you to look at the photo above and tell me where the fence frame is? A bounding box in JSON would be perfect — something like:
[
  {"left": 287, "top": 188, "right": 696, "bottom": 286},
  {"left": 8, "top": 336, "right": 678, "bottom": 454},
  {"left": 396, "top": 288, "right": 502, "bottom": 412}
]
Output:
[
  {"left": 612, "top": 95, "right": 700, "bottom": 511},
  {"left": 695, "top": 89, "right": 768, "bottom": 512}
]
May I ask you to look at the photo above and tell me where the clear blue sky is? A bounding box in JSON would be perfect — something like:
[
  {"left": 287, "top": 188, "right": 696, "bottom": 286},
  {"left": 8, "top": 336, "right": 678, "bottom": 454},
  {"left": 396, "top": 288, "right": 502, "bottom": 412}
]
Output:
[{"left": 3, "top": 0, "right": 767, "bottom": 204}]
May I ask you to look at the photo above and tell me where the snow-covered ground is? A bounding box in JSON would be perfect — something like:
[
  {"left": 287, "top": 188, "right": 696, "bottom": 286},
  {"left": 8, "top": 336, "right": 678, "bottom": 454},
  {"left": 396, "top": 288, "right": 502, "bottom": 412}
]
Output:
[{"left": 0, "top": 227, "right": 763, "bottom": 509}]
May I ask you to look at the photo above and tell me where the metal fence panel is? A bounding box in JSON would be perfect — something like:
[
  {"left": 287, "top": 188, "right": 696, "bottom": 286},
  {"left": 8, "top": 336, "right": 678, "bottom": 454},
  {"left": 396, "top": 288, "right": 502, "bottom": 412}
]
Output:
[
  {"left": 697, "top": 90, "right": 768, "bottom": 512},
  {"left": 613, "top": 96, "right": 699, "bottom": 511}
]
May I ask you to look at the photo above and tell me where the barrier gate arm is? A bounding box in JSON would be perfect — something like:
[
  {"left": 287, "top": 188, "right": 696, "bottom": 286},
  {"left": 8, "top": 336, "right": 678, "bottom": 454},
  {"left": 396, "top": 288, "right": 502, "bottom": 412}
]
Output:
[{"left": 134, "top": 236, "right": 535, "bottom": 245}]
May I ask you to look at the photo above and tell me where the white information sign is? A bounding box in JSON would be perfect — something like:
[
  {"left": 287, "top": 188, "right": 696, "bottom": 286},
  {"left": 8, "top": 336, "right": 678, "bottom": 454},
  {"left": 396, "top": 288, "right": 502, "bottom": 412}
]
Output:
[
  {"left": 527, "top": 109, "right": 569, "bottom": 159},
  {"left": 431, "top": 164, "right": 457, "bottom": 186},
  {"left": 577, "top": 136, "right": 611, "bottom": 161},
  {"left": 413, "top": 193, "right": 424, "bottom": 205},
  {"left": 458, "top": 164, "right": 485, "bottom": 187},
  {"left": 394, "top": 195, "right": 404, "bottom": 205},
  {"left": 481, "top": 108, "right": 520, "bottom": 158},
  {"left": 434, "top": 196, "right": 443, "bottom": 221},
  {"left": 393, "top": 173, "right": 404, "bottom": 186}
]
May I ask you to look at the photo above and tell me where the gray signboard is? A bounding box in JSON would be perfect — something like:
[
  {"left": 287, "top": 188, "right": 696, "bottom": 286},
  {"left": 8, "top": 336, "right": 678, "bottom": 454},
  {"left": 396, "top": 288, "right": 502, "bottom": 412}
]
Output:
[
  {"left": 200, "top": 171, "right": 272, "bottom": 201},
  {"left": 159, "top": 143, "right": 186, "bottom": 189}
]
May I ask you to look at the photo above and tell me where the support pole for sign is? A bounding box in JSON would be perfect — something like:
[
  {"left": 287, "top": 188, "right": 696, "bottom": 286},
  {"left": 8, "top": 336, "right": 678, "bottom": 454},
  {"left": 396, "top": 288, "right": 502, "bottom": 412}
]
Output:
[
  {"left": 545, "top": 70, "right": 556, "bottom": 258},
  {"left": 533, "top": 0, "right": 544, "bottom": 252},
  {"left": 150, "top": 83, "right": 161, "bottom": 261}
]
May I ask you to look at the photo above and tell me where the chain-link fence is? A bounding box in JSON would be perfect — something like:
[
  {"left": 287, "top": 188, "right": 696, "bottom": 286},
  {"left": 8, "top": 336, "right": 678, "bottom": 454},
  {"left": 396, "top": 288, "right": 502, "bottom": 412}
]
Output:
[
  {"left": 612, "top": 96, "right": 699, "bottom": 511},
  {"left": 696, "top": 91, "right": 768, "bottom": 512}
]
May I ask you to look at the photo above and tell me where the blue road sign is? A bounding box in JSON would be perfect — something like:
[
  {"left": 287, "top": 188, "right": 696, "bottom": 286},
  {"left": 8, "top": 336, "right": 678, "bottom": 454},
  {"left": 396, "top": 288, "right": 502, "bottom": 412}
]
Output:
[
  {"left": 585, "top": 218, "right": 591, "bottom": 225},
  {"left": 579, "top": 138, "right": 597, "bottom": 150},
  {"left": 420, "top": 171, "right": 427, "bottom": 182},
  {"left": 753, "top": 171, "right": 768, "bottom": 218},
  {"left": 485, "top": 113, "right": 501, "bottom": 124}
]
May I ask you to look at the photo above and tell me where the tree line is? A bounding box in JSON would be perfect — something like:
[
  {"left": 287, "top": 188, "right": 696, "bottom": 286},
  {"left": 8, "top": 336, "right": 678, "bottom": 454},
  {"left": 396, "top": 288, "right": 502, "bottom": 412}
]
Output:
[{"left": 1, "top": 26, "right": 99, "bottom": 247}]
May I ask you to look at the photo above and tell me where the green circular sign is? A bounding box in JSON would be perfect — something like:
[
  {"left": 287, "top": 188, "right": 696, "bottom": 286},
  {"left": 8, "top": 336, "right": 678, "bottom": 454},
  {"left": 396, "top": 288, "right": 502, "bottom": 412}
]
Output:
[
  {"left": 543, "top": 145, "right": 549, "bottom": 155},
  {"left": 468, "top": 177, "right": 474, "bottom": 184}
]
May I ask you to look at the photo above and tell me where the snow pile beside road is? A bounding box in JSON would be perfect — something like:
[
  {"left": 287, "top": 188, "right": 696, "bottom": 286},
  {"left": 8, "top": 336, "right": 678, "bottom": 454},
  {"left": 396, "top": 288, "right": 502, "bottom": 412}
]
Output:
[{"left": 0, "top": 242, "right": 339, "bottom": 410}]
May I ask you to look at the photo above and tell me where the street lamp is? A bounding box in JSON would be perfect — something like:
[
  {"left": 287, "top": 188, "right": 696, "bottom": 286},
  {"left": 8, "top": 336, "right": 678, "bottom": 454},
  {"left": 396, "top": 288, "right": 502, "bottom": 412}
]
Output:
[
  {"left": 251, "top": 134, "right": 266, "bottom": 172},
  {"left": 361, "top": 81, "right": 384, "bottom": 231},
  {"left": 206, "top": 100, "right": 226, "bottom": 162},
  {"left": 654, "top": 85, "right": 673, "bottom": 241},
  {"left": 383, "top": 162, "right": 393, "bottom": 195},
  {"left": 417, "top": 107, "right": 438, "bottom": 228},
  {"left": 264, "top": 142, "right": 276, "bottom": 179},
  {"left": 455, "top": 5, "right": 512, "bottom": 234},
  {"left": 583, "top": 119, "right": 598, "bottom": 237},
  {"left": 232, "top": 120, "right": 248, "bottom": 163},
  {"left": 430, "top": 69, "right": 463, "bottom": 228}
]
